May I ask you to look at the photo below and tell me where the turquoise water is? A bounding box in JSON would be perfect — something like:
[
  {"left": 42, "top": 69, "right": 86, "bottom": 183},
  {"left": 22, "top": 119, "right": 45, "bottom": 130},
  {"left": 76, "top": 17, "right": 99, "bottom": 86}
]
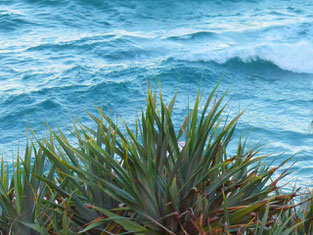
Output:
[{"left": 1, "top": 0, "right": 313, "bottom": 184}]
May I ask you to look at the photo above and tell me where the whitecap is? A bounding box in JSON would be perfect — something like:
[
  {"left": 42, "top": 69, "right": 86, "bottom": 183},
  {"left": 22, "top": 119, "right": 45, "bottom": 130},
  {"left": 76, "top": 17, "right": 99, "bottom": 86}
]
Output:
[{"left": 176, "top": 41, "right": 313, "bottom": 74}]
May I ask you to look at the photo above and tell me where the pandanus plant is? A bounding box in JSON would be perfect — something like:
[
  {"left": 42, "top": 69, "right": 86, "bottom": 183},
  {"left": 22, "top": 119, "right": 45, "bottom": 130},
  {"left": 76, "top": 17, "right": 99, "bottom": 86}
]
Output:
[
  {"left": 30, "top": 82, "right": 308, "bottom": 234},
  {"left": 0, "top": 140, "right": 51, "bottom": 234},
  {"left": 0, "top": 137, "right": 91, "bottom": 235}
]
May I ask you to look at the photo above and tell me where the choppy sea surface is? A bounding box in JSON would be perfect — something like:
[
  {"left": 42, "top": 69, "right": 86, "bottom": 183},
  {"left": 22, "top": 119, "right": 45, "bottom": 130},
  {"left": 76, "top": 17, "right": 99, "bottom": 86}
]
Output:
[{"left": 1, "top": 0, "right": 313, "bottom": 185}]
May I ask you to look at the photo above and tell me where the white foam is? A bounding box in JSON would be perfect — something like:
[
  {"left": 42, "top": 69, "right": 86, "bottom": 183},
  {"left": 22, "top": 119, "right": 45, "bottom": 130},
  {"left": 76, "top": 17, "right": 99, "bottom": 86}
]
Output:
[{"left": 177, "top": 41, "right": 313, "bottom": 74}]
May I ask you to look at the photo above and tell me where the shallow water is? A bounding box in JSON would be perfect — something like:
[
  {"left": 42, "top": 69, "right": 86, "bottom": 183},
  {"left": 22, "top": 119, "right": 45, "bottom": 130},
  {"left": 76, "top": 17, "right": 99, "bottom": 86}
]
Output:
[{"left": 1, "top": 0, "right": 313, "bottom": 185}]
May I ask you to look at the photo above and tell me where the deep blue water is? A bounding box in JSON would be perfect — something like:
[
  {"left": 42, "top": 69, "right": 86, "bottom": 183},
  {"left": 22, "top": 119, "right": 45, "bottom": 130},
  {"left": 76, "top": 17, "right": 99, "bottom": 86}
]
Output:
[{"left": 1, "top": 0, "right": 313, "bottom": 185}]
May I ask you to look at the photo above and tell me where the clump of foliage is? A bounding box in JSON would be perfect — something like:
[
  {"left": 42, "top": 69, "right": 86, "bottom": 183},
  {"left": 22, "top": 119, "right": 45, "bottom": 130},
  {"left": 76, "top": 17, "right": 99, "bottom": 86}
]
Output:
[{"left": 0, "top": 83, "right": 312, "bottom": 234}]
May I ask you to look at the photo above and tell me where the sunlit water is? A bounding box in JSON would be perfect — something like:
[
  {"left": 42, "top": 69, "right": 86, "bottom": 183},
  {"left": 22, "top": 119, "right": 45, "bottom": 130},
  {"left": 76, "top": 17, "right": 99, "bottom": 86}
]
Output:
[{"left": 1, "top": 0, "right": 313, "bottom": 186}]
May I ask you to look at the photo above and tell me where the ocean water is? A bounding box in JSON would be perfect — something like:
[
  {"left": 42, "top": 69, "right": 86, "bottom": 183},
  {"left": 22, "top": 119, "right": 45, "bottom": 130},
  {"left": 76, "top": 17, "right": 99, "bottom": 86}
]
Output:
[{"left": 1, "top": 0, "right": 313, "bottom": 185}]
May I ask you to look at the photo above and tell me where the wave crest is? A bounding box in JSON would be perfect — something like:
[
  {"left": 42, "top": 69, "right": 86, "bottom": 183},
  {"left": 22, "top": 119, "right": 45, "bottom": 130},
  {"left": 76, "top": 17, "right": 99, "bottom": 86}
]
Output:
[
  {"left": 166, "top": 31, "right": 216, "bottom": 41},
  {"left": 176, "top": 41, "right": 313, "bottom": 74}
]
